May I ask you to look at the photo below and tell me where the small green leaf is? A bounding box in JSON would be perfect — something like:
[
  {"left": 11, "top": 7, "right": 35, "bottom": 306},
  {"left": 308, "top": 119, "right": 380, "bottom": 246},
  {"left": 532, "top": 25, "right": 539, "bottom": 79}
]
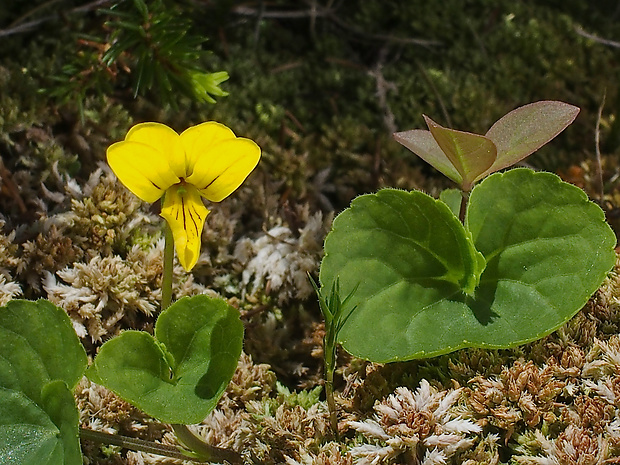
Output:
[
  {"left": 438, "top": 188, "right": 463, "bottom": 217},
  {"left": 88, "top": 295, "right": 243, "bottom": 424},
  {"left": 0, "top": 388, "right": 63, "bottom": 465},
  {"left": 0, "top": 300, "right": 87, "bottom": 404},
  {"left": 0, "top": 382, "right": 81, "bottom": 465},
  {"left": 320, "top": 169, "right": 615, "bottom": 362},
  {"left": 0, "top": 300, "right": 85, "bottom": 465},
  {"left": 424, "top": 115, "right": 497, "bottom": 191},
  {"left": 393, "top": 129, "right": 463, "bottom": 185},
  {"left": 484, "top": 101, "right": 580, "bottom": 176}
]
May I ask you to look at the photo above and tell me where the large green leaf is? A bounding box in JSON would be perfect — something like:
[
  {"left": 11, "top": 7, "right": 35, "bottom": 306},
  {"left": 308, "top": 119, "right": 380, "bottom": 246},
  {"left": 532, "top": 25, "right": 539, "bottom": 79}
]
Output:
[
  {"left": 88, "top": 295, "right": 243, "bottom": 424},
  {"left": 320, "top": 188, "right": 485, "bottom": 362},
  {"left": 320, "top": 169, "right": 616, "bottom": 362}
]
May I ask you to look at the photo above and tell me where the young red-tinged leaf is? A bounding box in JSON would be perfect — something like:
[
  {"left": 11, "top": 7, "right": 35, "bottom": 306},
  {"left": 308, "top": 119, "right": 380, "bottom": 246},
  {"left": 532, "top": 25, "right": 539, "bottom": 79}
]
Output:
[
  {"left": 483, "top": 100, "right": 580, "bottom": 176},
  {"left": 424, "top": 116, "right": 497, "bottom": 191},
  {"left": 393, "top": 129, "right": 463, "bottom": 185}
]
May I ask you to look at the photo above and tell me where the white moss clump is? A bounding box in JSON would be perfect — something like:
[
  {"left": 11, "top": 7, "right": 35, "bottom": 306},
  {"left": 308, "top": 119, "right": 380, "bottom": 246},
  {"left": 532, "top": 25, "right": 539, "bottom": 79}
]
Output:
[
  {"left": 235, "top": 210, "right": 330, "bottom": 303},
  {"left": 349, "top": 380, "right": 481, "bottom": 465},
  {"left": 43, "top": 254, "right": 156, "bottom": 341},
  {"left": 0, "top": 275, "right": 21, "bottom": 305}
]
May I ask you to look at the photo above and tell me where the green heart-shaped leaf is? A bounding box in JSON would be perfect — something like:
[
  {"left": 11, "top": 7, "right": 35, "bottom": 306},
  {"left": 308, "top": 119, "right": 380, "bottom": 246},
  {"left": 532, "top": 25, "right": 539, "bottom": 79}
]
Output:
[
  {"left": 88, "top": 295, "right": 243, "bottom": 424},
  {"left": 0, "top": 300, "right": 87, "bottom": 404},
  {"left": 0, "top": 382, "right": 80, "bottom": 465},
  {"left": 320, "top": 169, "right": 616, "bottom": 362},
  {"left": 0, "top": 387, "right": 64, "bottom": 465},
  {"left": 0, "top": 299, "right": 84, "bottom": 465}
]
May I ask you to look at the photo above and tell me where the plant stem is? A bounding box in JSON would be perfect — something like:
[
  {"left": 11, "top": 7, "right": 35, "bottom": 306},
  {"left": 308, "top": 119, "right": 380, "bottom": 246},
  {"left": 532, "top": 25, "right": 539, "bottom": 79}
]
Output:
[
  {"left": 459, "top": 190, "right": 469, "bottom": 224},
  {"left": 324, "top": 362, "right": 339, "bottom": 439},
  {"left": 80, "top": 428, "right": 193, "bottom": 461},
  {"left": 171, "top": 424, "right": 243, "bottom": 464},
  {"left": 162, "top": 221, "right": 174, "bottom": 311}
]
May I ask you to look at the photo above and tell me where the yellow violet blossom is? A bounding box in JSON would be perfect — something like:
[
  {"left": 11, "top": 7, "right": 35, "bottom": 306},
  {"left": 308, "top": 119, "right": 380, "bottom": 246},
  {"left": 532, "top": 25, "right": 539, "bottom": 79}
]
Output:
[{"left": 107, "top": 121, "right": 260, "bottom": 271}]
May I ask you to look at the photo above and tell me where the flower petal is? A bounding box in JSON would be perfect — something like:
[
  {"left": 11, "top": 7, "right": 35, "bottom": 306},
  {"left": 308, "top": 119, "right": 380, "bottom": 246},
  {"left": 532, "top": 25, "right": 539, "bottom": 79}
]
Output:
[
  {"left": 185, "top": 138, "right": 261, "bottom": 202},
  {"left": 179, "top": 121, "right": 237, "bottom": 177},
  {"left": 107, "top": 140, "right": 180, "bottom": 203},
  {"left": 125, "top": 122, "right": 187, "bottom": 179},
  {"left": 160, "top": 184, "right": 210, "bottom": 271}
]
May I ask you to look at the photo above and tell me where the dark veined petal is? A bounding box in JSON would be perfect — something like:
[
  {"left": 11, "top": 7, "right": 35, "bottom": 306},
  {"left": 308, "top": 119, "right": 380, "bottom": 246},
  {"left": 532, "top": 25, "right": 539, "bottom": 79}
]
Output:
[{"left": 160, "top": 184, "right": 210, "bottom": 271}]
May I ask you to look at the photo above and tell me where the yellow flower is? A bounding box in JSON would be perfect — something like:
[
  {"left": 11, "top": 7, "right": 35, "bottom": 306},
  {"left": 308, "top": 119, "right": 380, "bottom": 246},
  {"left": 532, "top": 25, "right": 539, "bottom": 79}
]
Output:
[{"left": 107, "top": 121, "right": 261, "bottom": 271}]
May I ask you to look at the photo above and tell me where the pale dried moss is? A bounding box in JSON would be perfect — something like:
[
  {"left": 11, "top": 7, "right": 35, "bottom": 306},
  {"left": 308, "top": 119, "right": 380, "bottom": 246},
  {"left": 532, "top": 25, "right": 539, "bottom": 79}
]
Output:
[
  {"left": 44, "top": 254, "right": 156, "bottom": 341},
  {"left": 0, "top": 220, "right": 19, "bottom": 276},
  {"left": 43, "top": 239, "right": 210, "bottom": 342},
  {"left": 0, "top": 275, "right": 21, "bottom": 305},
  {"left": 18, "top": 224, "right": 83, "bottom": 292},
  {"left": 55, "top": 166, "right": 148, "bottom": 258},
  {"left": 0, "top": 220, "right": 21, "bottom": 304},
  {"left": 235, "top": 205, "right": 332, "bottom": 304},
  {"left": 513, "top": 425, "right": 615, "bottom": 464},
  {"left": 348, "top": 379, "right": 481, "bottom": 465},
  {"left": 466, "top": 360, "right": 565, "bottom": 435}
]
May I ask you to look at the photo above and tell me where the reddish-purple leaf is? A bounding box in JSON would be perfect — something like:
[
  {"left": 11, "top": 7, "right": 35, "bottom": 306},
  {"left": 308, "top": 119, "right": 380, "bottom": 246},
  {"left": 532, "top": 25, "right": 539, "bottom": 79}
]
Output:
[
  {"left": 424, "top": 116, "right": 497, "bottom": 191},
  {"left": 483, "top": 101, "right": 580, "bottom": 177},
  {"left": 393, "top": 128, "right": 463, "bottom": 185}
]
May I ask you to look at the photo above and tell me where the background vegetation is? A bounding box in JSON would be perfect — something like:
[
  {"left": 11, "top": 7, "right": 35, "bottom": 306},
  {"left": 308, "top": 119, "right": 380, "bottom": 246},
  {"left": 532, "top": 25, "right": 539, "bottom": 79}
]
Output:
[{"left": 2, "top": 1, "right": 620, "bottom": 463}]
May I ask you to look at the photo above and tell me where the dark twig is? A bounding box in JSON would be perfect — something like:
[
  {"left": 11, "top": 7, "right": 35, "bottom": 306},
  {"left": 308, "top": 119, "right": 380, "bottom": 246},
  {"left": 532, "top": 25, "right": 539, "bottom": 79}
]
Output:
[
  {"left": 233, "top": 5, "right": 332, "bottom": 19},
  {"left": 0, "top": 0, "right": 114, "bottom": 38},
  {"left": 7, "top": 0, "right": 63, "bottom": 28},
  {"left": 575, "top": 26, "right": 620, "bottom": 48},
  {"left": 369, "top": 45, "right": 397, "bottom": 134},
  {"left": 233, "top": 3, "right": 440, "bottom": 47},
  {"left": 416, "top": 60, "right": 452, "bottom": 127},
  {"left": 595, "top": 91, "right": 606, "bottom": 202}
]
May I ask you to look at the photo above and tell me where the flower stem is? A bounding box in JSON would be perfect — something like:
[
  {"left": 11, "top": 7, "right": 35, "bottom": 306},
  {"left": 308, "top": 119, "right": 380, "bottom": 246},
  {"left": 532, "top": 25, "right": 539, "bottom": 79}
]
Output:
[
  {"left": 162, "top": 221, "right": 174, "bottom": 311},
  {"left": 160, "top": 223, "right": 241, "bottom": 464},
  {"left": 80, "top": 428, "right": 193, "bottom": 461},
  {"left": 171, "top": 424, "right": 243, "bottom": 464}
]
